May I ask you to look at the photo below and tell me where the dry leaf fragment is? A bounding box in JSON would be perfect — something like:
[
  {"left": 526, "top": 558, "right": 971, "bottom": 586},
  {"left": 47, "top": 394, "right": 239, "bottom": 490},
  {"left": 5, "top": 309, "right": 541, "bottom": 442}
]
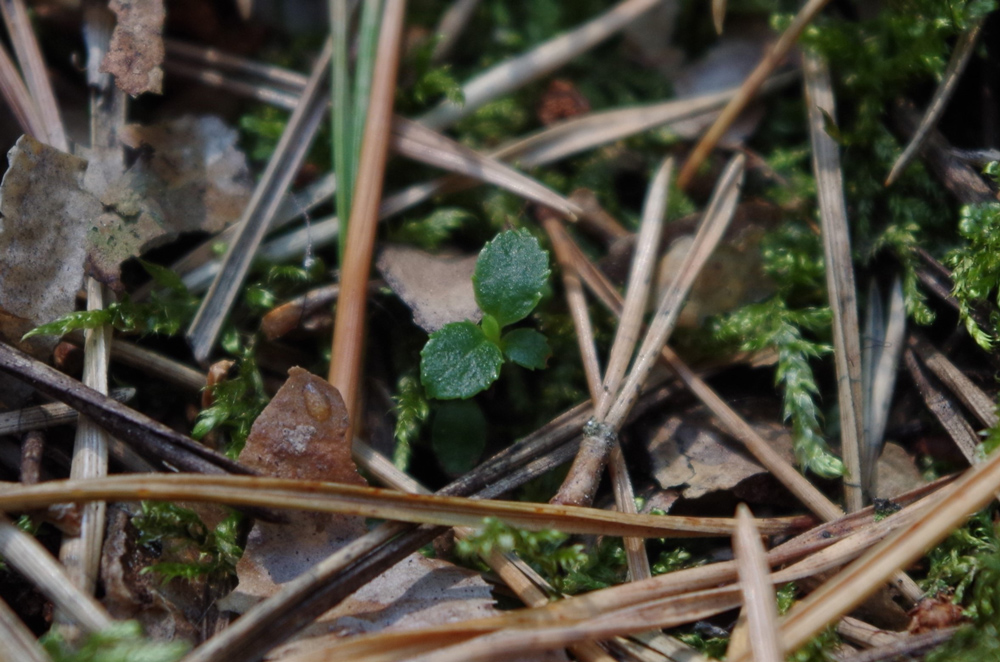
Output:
[
  {"left": 102, "top": 0, "right": 165, "bottom": 96},
  {"left": 221, "top": 367, "right": 364, "bottom": 613},
  {"left": 649, "top": 415, "right": 796, "bottom": 500},
  {"left": 0, "top": 135, "right": 105, "bottom": 355},
  {"left": 537, "top": 80, "right": 591, "bottom": 126},
  {"left": 376, "top": 245, "right": 482, "bottom": 332},
  {"left": 87, "top": 116, "right": 252, "bottom": 285}
]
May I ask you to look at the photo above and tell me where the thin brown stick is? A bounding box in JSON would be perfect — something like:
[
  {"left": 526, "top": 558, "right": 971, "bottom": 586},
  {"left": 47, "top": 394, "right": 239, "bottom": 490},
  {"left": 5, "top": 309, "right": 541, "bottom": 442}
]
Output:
[
  {"left": 909, "top": 333, "right": 998, "bottom": 428},
  {"left": 677, "top": 0, "right": 831, "bottom": 188},
  {"left": 0, "top": 40, "right": 43, "bottom": 138},
  {"left": 804, "top": 52, "right": 864, "bottom": 511},
  {"left": 0, "top": 0, "right": 66, "bottom": 148},
  {"left": 904, "top": 349, "right": 980, "bottom": 463},
  {"left": 431, "top": 0, "right": 483, "bottom": 62},
  {"left": 329, "top": 1, "right": 407, "bottom": 432},
  {"left": 838, "top": 628, "right": 956, "bottom": 662},
  {"left": 0, "top": 515, "right": 112, "bottom": 633},
  {"left": 733, "top": 504, "right": 782, "bottom": 662},
  {"left": 0, "top": 596, "right": 50, "bottom": 662},
  {"left": 885, "top": 16, "right": 984, "bottom": 186},
  {"left": 187, "top": 39, "right": 333, "bottom": 362}
]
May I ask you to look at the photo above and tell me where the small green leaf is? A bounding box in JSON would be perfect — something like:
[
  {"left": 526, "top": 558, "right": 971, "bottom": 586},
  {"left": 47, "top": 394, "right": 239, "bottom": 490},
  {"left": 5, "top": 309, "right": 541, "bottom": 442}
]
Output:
[
  {"left": 501, "top": 328, "right": 551, "bottom": 370},
  {"left": 138, "top": 259, "right": 188, "bottom": 294},
  {"left": 473, "top": 229, "right": 550, "bottom": 327},
  {"left": 481, "top": 314, "right": 501, "bottom": 344},
  {"left": 420, "top": 321, "right": 504, "bottom": 399},
  {"left": 23, "top": 309, "right": 115, "bottom": 340},
  {"left": 432, "top": 400, "right": 486, "bottom": 475}
]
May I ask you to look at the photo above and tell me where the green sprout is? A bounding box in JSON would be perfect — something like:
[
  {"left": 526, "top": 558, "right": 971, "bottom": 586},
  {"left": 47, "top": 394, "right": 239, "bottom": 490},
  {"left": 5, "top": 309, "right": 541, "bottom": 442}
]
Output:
[{"left": 420, "top": 229, "right": 552, "bottom": 399}]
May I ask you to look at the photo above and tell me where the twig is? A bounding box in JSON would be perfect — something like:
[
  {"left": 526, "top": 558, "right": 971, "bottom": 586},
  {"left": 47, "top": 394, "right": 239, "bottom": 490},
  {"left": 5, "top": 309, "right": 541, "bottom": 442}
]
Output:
[
  {"left": 837, "top": 628, "right": 956, "bottom": 662},
  {"left": 0, "top": 596, "right": 49, "bottom": 662},
  {"left": 0, "top": 340, "right": 257, "bottom": 479},
  {"left": 677, "top": 0, "right": 831, "bottom": 188},
  {"left": 0, "top": 40, "right": 43, "bottom": 138},
  {"left": 604, "top": 154, "right": 744, "bottom": 430},
  {"left": 909, "top": 333, "right": 998, "bottom": 429},
  {"left": 890, "top": 101, "right": 995, "bottom": 206},
  {"left": 804, "top": 52, "right": 864, "bottom": 511},
  {"left": 418, "top": 0, "right": 661, "bottom": 129},
  {"left": 549, "top": 218, "right": 925, "bottom": 604},
  {"left": 0, "top": 0, "right": 66, "bottom": 148},
  {"left": 187, "top": 39, "right": 333, "bottom": 362},
  {"left": 392, "top": 117, "right": 582, "bottom": 219},
  {"left": 733, "top": 504, "right": 782, "bottom": 662},
  {"left": 885, "top": 17, "right": 985, "bottom": 186},
  {"left": 0, "top": 515, "right": 112, "bottom": 633},
  {"left": 0, "top": 389, "right": 134, "bottom": 436},
  {"left": 712, "top": 0, "right": 726, "bottom": 34},
  {"left": 904, "top": 349, "right": 980, "bottom": 463},
  {"left": 329, "top": 1, "right": 407, "bottom": 429}
]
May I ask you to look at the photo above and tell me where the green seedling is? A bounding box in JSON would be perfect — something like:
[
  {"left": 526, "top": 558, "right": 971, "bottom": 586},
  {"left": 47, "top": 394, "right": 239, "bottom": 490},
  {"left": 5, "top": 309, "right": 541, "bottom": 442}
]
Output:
[{"left": 420, "top": 229, "right": 551, "bottom": 399}]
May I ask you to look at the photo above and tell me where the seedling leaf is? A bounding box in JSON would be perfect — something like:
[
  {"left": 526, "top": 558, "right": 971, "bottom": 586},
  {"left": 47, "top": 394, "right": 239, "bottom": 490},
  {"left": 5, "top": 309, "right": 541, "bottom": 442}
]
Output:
[
  {"left": 421, "top": 321, "right": 504, "bottom": 399},
  {"left": 473, "top": 229, "right": 550, "bottom": 327},
  {"left": 501, "top": 328, "right": 551, "bottom": 370}
]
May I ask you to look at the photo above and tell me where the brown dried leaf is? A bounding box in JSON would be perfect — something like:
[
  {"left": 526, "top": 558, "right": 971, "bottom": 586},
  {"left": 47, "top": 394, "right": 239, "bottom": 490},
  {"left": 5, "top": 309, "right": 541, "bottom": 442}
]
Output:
[
  {"left": 874, "top": 442, "right": 926, "bottom": 500},
  {"left": 101, "top": 0, "right": 165, "bottom": 96},
  {"left": 88, "top": 115, "right": 252, "bottom": 285},
  {"left": 221, "top": 369, "right": 515, "bottom": 659},
  {"left": 220, "top": 367, "right": 364, "bottom": 613},
  {"left": 649, "top": 415, "right": 796, "bottom": 500},
  {"left": 0, "top": 135, "right": 105, "bottom": 356},
  {"left": 271, "top": 555, "right": 497, "bottom": 658},
  {"left": 376, "top": 245, "right": 481, "bottom": 333}
]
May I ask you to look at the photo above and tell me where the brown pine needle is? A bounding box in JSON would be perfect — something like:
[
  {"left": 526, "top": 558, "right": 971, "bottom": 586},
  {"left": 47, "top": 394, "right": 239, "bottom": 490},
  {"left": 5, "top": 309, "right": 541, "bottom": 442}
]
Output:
[
  {"left": 0, "top": 595, "right": 49, "bottom": 662},
  {"left": 885, "top": 16, "right": 985, "bottom": 186},
  {"left": 733, "top": 504, "right": 782, "bottom": 662},
  {"left": 0, "top": 474, "right": 807, "bottom": 539},
  {"left": 677, "top": 0, "right": 832, "bottom": 189},
  {"left": 0, "top": 515, "right": 112, "bottom": 633},
  {"left": 329, "top": 1, "right": 407, "bottom": 428},
  {"left": 804, "top": 52, "right": 865, "bottom": 512},
  {"left": 187, "top": 39, "right": 333, "bottom": 362}
]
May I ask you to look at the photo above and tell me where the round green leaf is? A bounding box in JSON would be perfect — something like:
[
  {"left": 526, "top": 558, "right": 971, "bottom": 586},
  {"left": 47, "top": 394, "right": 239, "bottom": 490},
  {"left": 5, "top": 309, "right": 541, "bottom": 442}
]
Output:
[
  {"left": 432, "top": 400, "right": 486, "bottom": 476},
  {"left": 501, "top": 328, "right": 551, "bottom": 370},
  {"left": 473, "top": 229, "right": 550, "bottom": 327},
  {"left": 420, "top": 321, "right": 504, "bottom": 399}
]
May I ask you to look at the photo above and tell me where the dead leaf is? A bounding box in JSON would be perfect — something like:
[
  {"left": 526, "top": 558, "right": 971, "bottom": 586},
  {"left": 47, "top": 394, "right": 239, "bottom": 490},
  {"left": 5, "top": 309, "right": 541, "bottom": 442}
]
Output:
[
  {"left": 219, "top": 367, "right": 367, "bottom": 613},
  {"left": 376, "top": 245, "right": 481, "bottom": 333},
  {"left": 272, "top": 554, "right": 498, "bottom": 654},
  {"left": 88, "top": 115, "right": 252, "bottom": 285},
  {"left": 648, "top": 415, "right": 796, "bottom": 500},
  {"left": 102, "top": 0, "right": 165, "bottom": 96},
  {"left": 874, "top": 442, "right": 926, "bottom": 499},
  {"left": 0, "top": 118, "right": 251, "bottom": 300},
  {"left": 0, "top": 135, "right": 106, "bottom": 356},
  {"left": 219, "top": 368, "right": 555, "bottom": 660}
]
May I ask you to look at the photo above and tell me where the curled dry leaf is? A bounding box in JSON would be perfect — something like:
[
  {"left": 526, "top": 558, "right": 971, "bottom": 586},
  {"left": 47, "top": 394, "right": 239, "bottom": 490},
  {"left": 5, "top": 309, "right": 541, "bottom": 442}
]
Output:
[
  {"left": 222, "top": 368, "right": 507, "bottom": 655},
  {"left": 649, "top": 414, "right": 797, "bottom": 500},
  {"left": 0, "top": 117, "right": 250, "bottom": 309},
  {"left": 0, "top": 135, "right": 106, "bottom": 356},
  {"left": 89, "top": 115, "right": 252, "bottom": 284},
  {"left": 102, "top": 0, "right": 165, "bottom": 96},
  {"left": 376, "top": 245, "right": 482, "bottom": 333}
]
